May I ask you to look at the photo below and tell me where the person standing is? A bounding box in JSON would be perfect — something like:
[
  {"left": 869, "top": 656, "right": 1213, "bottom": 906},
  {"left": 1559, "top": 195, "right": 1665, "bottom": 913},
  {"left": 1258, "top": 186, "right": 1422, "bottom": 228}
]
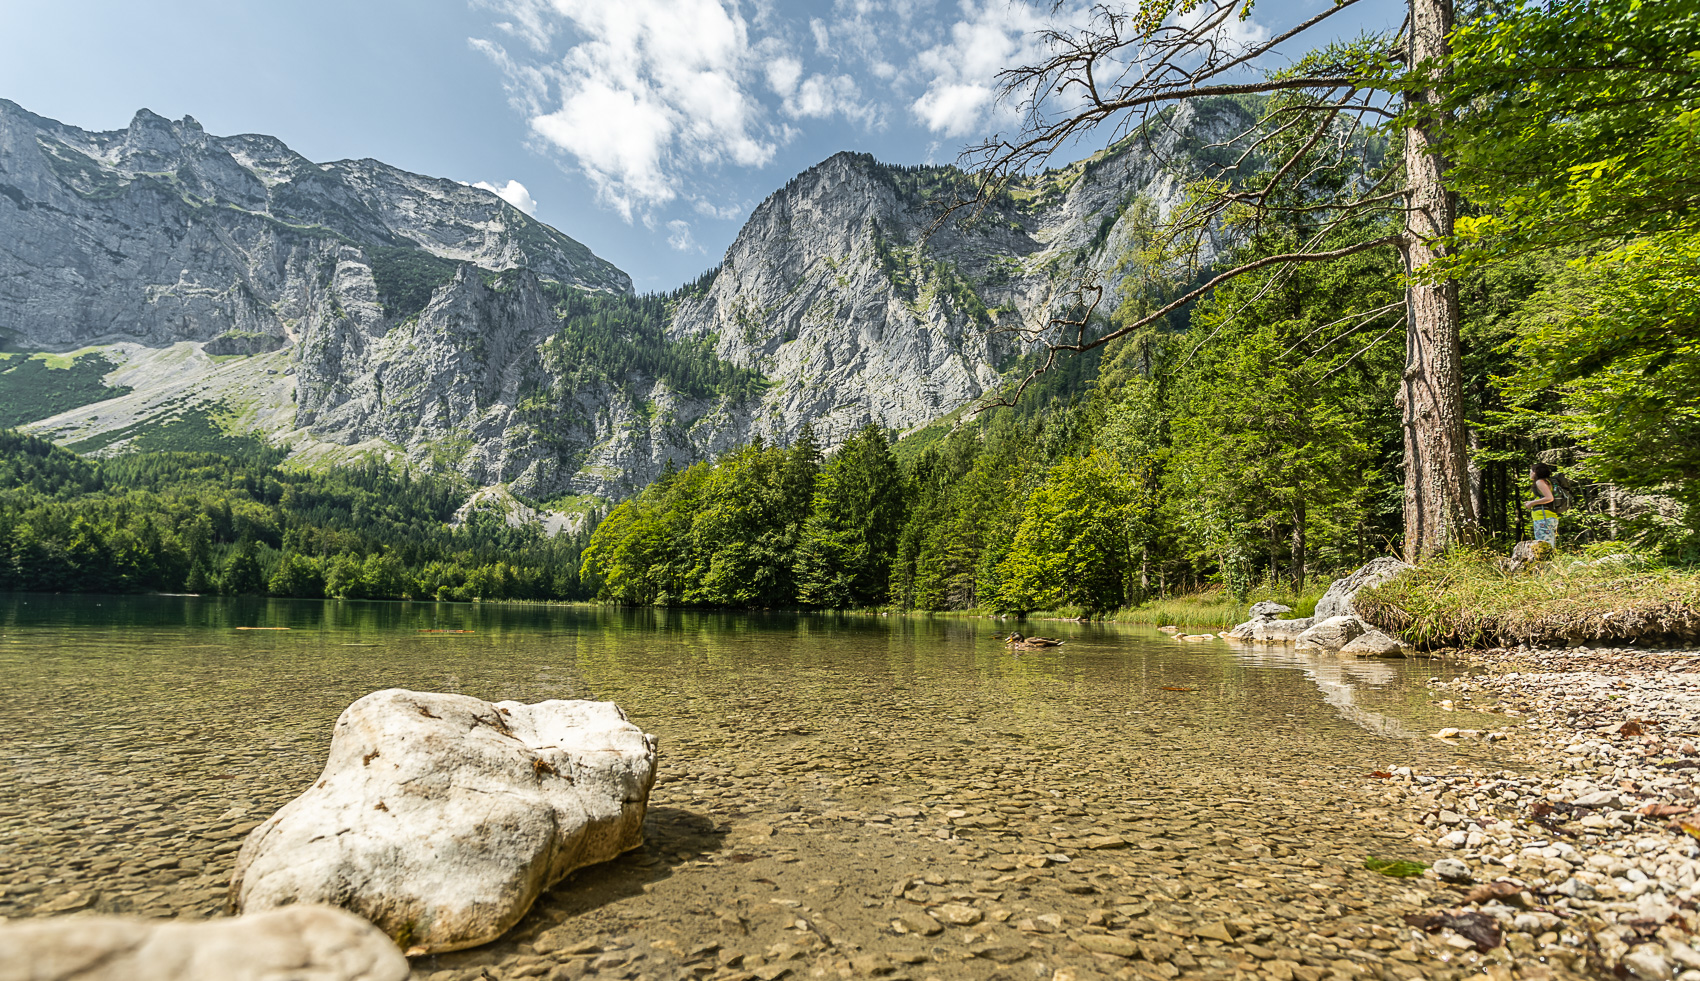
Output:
[{"left": 1525, "top": 462, "right": 1561, "bottom": 546}]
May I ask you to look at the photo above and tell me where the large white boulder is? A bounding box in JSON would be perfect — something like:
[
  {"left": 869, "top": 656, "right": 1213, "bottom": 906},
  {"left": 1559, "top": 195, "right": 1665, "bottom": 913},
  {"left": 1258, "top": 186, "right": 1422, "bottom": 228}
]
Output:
[
  {"left": 1313, "top": 557, "right": 1412, "bottom": 621},
  {"left": 230, "top": 689, "right": 658, "bottom": 955},
  {"left": 0, "top": 905, "right": 408, "bottom": 981},
  {"left": 1295, "top": 615, "right": 1366, "bottom": 652}
]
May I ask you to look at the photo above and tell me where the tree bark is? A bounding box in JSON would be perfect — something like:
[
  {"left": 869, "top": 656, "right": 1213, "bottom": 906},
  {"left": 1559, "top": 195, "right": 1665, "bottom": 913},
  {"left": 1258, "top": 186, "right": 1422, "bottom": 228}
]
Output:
[{"left": 1399, "top": 0, "right": 1476, "bottom": 562}]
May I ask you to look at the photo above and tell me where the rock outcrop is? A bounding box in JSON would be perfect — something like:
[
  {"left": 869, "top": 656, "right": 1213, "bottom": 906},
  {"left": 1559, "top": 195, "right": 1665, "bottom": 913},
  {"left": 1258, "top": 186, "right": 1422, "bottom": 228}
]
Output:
[
  {"left": 0, "top": 905, "right": 409, "bottom": 981},
  {"left": 1226, "top": 559, "right": 1416, "bottom": 653},
  {"left": 1225, "top": 598, "right": 1313, "bottom": 641},
  {"left": 1339, "top": 627, "right": 1410, "bottom": 657},
  {"left": 1313, "top": 557, "right": 1413, "bottom": 621},
  {"left": 230, "top": 689, "right": 659, "bottom": 954}
]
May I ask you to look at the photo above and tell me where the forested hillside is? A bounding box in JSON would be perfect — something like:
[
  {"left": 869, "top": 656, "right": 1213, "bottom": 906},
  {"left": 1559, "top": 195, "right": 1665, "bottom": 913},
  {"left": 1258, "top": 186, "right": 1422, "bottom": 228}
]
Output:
[
  {"left": 0, "top": 431, "right": 592, "bottom": 600},
  {"left": 0, "top": 0, "right": 1692, "bottom": 612}
]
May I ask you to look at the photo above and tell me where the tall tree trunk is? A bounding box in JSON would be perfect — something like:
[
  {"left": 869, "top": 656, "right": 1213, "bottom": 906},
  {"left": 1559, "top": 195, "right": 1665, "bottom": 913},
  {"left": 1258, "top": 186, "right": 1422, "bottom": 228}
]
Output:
[{"left": 1399, "top": 0, "right": 1476, "bottom": 562}]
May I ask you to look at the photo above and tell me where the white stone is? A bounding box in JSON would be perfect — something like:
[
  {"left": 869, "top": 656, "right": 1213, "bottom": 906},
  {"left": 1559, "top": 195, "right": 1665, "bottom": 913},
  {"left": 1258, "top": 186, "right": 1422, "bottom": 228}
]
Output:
[
  {"left": 231, "top": 689, "right": 658, "bottom": 954},
  {"left": 1623, "top": 946, "right": 1675, "bottom": 981},
  {"left": 0, "top": 905, "right": 408, "bottom": 981},
  {"left": 1340, "top": 628, "right": 1409, "bottom": 657},
  {"left": 1247, "top": 601, "right": 1291, "bottom": 621},
  {"left": 1225, "top": 617, "right": 1316, "bottom": 642},
  {"left": 1294, "top": 615, "right": 1365, "bottom": 652},
  {"left": 1312, "top": 557, "right": 1412, "bottom": 621}
]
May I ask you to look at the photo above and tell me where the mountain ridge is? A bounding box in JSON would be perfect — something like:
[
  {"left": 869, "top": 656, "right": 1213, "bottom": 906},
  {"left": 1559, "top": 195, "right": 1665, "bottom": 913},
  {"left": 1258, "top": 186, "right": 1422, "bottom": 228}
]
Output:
[{"left": 0, "top": 97, "right": 1250, "bottom": 504}]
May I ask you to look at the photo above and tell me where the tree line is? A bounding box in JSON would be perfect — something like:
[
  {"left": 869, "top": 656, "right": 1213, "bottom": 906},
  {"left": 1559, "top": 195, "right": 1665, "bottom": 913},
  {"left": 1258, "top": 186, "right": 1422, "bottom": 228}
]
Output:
[{"left": 0, "top": 431, "right": 595, "bottom": 601}]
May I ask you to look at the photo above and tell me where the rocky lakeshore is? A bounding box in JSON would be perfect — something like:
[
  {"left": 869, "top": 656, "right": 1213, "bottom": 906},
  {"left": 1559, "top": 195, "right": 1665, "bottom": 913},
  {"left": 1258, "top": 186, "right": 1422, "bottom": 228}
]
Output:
[
  {"left": 1370, "top": 642, "right": 1700, "bottom": 980},
  {"left": 1, "top": 600, "right": 1665, "bottom": 981}
]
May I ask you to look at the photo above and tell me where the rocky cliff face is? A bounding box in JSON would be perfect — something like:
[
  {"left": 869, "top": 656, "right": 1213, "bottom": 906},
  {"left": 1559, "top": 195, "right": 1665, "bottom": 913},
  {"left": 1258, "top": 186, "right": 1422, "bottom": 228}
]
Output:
[
  {"left": 0, "top": 101, "right": 627, "bottom": 351},
  {"left": 670, "top": 98, "right": 1248, "bottom": 446},
  {"left": 0, "top": 97, "right": 1249, "bottom": 502}
]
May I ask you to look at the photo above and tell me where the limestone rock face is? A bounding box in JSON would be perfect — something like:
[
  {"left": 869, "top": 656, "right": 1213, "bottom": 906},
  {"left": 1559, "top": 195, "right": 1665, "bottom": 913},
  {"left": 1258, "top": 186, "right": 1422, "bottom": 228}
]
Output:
[
  {"left": 0, "top": 99, "right": 627, "bottom": 353},
  {"left": 1295, "top": 615, "right": 1367, "bottom": 652},
  {"left": 669, "top": 100, "right": 1250, "bottom": 448},
  {"left": 2, "top": 96, "right": 1256, "bottom": 500},
  {"left": 1313, "top": 558, "right": 1414, "bottom": 621},
  {"left": 1247, "top": 601, "right": 1292, "bottom": 622},
  {"left": 0, "top": 905, "right": 409, "bottom": 981},
  {"left": 230, "top": 689, "right": 658, "bottom": 954}
]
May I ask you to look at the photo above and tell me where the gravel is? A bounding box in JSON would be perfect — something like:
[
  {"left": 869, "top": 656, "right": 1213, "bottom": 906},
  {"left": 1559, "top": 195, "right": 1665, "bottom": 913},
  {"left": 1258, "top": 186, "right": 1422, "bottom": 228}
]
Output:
[{"left": 1368, "top": 643, "right": 1700, "bottom": 980}]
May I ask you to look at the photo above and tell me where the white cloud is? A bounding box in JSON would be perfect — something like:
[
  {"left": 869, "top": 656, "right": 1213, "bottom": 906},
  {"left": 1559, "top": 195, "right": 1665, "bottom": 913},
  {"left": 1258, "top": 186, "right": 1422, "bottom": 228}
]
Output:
[
  {"left": 666, "top": 219, "right": 700, "bottom": 251},
  {"left": 693, "top": 198, "right": 744, "bottom": 220},
  {"left": 477, "top": 0, "right": 779, "bottom": 221},
  {"left": 472, "top": 178, "right": 540, "bottom": 216},
  {"left": 764, "top": 48, "right": 876, "bottom": 124},
  {"left": 473, "top": 0, "right": 556, "bottom": 52},
  {"left": 909, "top": 0, "right": 1054, "bottom": 139}
]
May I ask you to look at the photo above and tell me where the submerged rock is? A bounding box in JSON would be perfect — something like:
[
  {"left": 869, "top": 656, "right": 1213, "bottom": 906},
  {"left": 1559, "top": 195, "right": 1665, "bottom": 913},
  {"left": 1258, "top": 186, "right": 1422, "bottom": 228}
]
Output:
[
  {"left": 230, "top": 689, "right": 658, "bottom": 954},
  {"left": 1313, "top": 557, "right": 1412, "bottom": 621},
  {"left": 0, "top": 904, "right": 408, "bottom": 981}
]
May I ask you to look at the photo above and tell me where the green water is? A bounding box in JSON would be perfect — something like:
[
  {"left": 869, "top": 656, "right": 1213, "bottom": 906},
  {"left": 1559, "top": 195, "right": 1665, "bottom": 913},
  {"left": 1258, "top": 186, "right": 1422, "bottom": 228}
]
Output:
[{"left": 0, "top": 594, "right": 1507, "bottom": 976}]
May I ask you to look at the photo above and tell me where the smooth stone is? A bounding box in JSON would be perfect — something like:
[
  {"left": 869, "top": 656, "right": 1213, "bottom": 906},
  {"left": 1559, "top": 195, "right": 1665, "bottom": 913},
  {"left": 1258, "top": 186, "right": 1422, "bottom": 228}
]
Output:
[
  {"left": 1433, "top": 858, "right": 1472, "bottom": 883},
  {"left": 934, "top": 903, "right": 983, "bottom": 926},
  {"left": 1294, "top": 616, "right": 1365, "bottom": 652},
  {"left": 230, "top": 689, "right": 658, "bottom": 954},
  {"left": 1340, "top": 628, "right": 1409, "bottom": 657},
  {"left": 0, "top": 904, "right": 408, "bottom": 981},
  {"left": 1076, "top": 934, "right": 1139, "bottom": 958}
]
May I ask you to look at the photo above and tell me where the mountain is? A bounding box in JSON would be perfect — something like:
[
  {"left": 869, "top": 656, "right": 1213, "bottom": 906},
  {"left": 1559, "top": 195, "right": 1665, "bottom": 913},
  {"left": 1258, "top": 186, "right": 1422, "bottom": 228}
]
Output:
[{"left": 0, "top": 97, "right": 1249, "bottom": 506}]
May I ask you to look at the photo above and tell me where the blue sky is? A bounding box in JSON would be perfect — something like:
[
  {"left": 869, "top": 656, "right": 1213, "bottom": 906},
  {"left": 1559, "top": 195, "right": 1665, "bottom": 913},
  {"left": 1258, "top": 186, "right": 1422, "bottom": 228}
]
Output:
[{"left": 1, "top": 0, "right": 1402, "bottom": 292}]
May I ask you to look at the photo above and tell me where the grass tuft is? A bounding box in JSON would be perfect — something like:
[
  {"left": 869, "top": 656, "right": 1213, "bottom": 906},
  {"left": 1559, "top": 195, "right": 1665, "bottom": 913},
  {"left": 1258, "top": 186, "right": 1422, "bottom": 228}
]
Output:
[
  {"left": 1111, "top": 584, "right": 1326, "bottom": 630},
  {"left": 1356, "top": 545, "right": 1700, "bottom": 649}
]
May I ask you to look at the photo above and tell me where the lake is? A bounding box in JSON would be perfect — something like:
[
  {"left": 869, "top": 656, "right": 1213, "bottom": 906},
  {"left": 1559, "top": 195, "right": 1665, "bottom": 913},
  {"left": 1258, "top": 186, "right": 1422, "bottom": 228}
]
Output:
[{"left": 0, "top": 595, "right": 1512, "bottom": 980}]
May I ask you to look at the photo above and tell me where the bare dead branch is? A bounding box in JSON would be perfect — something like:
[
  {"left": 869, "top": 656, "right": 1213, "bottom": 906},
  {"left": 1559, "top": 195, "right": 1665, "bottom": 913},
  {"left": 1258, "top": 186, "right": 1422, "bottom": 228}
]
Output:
[{"left": 1319, "top": 321, "right": 1405, "bottom": 379}]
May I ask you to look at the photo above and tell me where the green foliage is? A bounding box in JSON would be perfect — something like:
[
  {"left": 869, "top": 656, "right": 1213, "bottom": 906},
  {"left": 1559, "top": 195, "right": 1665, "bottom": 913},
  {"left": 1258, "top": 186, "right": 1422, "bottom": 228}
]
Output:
[
  {"left": 1442, "top": 0, "right": 1700, "bottom": 266},
  {"left": 1363, "top": 858, "right": 1429, "bottom": 878},
  {"left": 0, "top": 352, "right": 132, "bottom": 428},
  {"left": 0, "top": 432, "right": 596, "bottom": 601},
  {"left": 1501, "top": 234, "right": 1700, "bottom": 496},
  {"left": 539, "top": 289, "right": 766, "bottom": 402},
  {"left": 795, "top": 426, "right": 906, "bottom": 608},
  {"left": 993, "top": 452, "right": 1148, "bottom": 614},
  {"left": 366, "top": 246, "right": 463, "bottom": 320},
  {"left": 582, "top": 432, "right": 821, "bottom": 606},
  {"left": 1355, "top": 547, "right": 1700, "bottom": 650}
]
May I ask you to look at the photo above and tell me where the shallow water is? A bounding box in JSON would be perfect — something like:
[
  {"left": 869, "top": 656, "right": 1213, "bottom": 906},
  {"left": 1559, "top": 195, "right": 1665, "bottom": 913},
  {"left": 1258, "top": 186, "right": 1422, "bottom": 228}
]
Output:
[{"left": 0, "top": 596, "right": 1526, "bottom": 980}]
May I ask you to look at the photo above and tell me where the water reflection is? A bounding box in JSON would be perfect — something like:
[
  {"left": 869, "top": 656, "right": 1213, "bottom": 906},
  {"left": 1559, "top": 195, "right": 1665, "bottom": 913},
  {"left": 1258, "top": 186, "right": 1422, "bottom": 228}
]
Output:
[{"left": 1226, "top": 641, "right": 1415, "bottom": 738}]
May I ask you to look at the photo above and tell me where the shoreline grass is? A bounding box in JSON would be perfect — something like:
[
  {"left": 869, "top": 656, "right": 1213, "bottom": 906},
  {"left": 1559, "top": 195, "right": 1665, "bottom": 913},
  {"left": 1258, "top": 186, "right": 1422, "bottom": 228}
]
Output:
[{"left": 1357, "top": 547, "right": 1700, "bottom": 649}]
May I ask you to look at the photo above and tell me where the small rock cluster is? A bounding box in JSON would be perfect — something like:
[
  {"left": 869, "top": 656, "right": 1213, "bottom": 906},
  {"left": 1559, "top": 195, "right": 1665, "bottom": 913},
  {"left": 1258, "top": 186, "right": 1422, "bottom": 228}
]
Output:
[
  {"left": 1224, "top": 559, "right": 1413, "bottom": 657},
  {"left": 1373, "top": 643, "right": 1700, "bottom": 979}
]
